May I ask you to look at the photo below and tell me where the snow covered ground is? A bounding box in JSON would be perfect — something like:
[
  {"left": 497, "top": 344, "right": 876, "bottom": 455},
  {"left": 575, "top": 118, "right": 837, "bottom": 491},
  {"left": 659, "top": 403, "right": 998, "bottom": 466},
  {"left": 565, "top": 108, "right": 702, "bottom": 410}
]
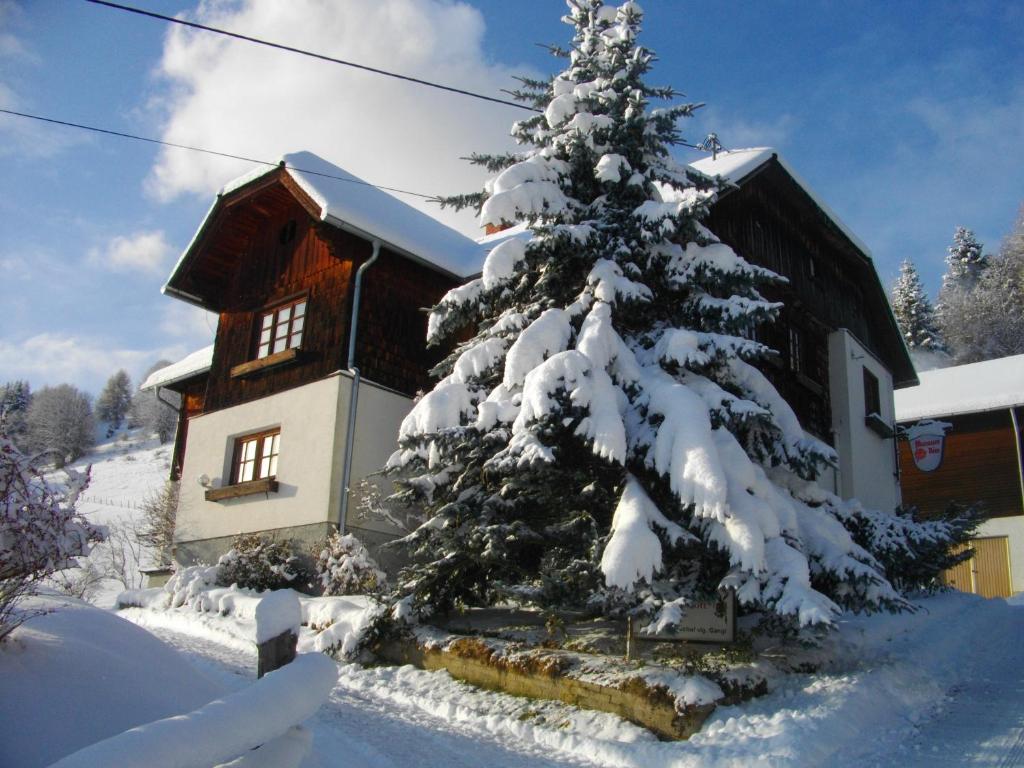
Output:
[
  {"left": 47, "top": 428, "right": 174, "bottom": 604},
  {"left": 116, "top": 591, "right": 1024, "bottom": 768},
  {"left": 7, "top": 431, "right": 1022, "bottom": 767}
]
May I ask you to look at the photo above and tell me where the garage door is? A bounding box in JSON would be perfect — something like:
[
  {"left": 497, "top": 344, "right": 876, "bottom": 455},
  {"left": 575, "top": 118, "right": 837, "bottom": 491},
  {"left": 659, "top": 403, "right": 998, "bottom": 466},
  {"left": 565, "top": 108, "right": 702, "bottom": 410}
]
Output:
[{"left": 941, "top": 537, "right": 1012, "bottom": 599}]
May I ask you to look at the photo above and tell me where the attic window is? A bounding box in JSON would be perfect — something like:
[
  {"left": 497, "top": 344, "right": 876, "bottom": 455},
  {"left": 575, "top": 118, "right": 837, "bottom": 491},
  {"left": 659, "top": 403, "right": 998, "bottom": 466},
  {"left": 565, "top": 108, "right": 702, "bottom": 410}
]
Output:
[
  {"left": 257, "top": 298, "right": 306, "bottom": 359},
  {"left": 279, "top": 219, "right": 297, "bottom": 245}
]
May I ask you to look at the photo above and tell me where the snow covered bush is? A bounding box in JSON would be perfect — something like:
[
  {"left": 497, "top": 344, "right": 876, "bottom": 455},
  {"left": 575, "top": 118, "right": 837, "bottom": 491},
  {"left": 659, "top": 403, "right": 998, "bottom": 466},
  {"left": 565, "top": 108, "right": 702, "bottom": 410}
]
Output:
[
  {"left": 838, "top": 502, "right": 982, "bottom": 594},
  {"left": 138, "top": 480, "right": 178, "bottom": 568},
  {"left": 315, "top": 531, "right": 386, "bottom": 596},
  {"left": 216, "top": 534, "right": 309, "bottom": 593},
  {"left": 0, "top": 431, "right": 103, "bottom": 640},
  {"left": 384, "top": 0, "right": 939, "bottom": 634}
]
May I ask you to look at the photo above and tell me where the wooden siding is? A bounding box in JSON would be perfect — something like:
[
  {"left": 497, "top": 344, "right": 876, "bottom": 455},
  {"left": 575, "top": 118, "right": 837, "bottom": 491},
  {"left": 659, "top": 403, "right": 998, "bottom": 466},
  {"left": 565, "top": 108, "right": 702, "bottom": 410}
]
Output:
[
  {"left": 353, "top": 247, "right": 454, "bottom": 396},
  {"left": 168, "top": 376, "right": 207, "bottom": 481},
  {"left": 898, "top": 409, "right": 1024, "bottom": 519},
  {"left": 704, "top": 159, "right": 914, "bottom": 388},
  {"left": 202, "top": 197, "right": 357, "bottom": 412}
]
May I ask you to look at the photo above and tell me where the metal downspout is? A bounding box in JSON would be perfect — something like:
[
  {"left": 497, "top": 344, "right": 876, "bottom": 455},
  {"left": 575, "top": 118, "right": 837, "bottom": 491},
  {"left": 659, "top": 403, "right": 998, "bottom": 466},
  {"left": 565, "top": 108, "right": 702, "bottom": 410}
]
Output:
[
  {"left": 1011, "top": 406, "right": 1024, "bottom": 513},
  {"left": 339, "top": 239, "right": 381, "bottom": 533}
]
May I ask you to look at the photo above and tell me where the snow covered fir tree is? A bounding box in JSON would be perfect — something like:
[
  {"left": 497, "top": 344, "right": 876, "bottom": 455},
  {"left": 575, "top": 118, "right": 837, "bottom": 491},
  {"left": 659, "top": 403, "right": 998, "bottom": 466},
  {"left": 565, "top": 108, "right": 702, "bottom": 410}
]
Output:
[
  {"left": 941, "top": 226, "right": 988, "bottom": 292},
  {"left": 890, "top": 259, "right": 947, "bottom": 365},
  {"left": 385, "top": 0, "right": 970, "bottom": 633},
  {"left": 938, "top": 214, "right": 1024, "bottom": 364}
]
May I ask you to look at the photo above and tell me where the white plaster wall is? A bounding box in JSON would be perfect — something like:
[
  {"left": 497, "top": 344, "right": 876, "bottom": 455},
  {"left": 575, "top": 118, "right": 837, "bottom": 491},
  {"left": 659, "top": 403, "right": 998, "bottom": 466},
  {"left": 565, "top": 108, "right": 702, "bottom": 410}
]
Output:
[
  {"left": 176, "top": 375, "right": 344, "bottom": 544},
  {"left": 331, "top": 373, "right": 415, "bottom": 537},
  {"left": 827, "top": 329, "right": 901, "bottom": 512},
  {"left": 976, "top": 515, "right": 1024, "bottom": 594}
]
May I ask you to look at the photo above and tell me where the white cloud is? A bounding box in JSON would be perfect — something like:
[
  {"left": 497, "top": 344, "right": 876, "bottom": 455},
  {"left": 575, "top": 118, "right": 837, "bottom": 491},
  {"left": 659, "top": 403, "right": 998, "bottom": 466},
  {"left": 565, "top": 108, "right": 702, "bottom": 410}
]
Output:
[
  {"left": 690, "top": 107, "right": 797, "bottom": 151},
  {"left": 146, "top": 0, "right": 535, "bottom": 238},
  {"left": 0, "top": 333, "right": 191, "bottom": 395},
  {"left": 88, "top": 231, "right": 174, "bottom": 274},
  {"left": 158, "top": 301, "right": 218, "bottom": 342}
]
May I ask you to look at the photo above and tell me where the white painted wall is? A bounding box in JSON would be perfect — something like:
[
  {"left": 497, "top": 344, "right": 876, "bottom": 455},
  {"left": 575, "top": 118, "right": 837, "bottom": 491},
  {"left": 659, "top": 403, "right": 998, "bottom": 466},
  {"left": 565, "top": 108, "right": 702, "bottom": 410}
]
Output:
[
  {"left": 827, "top": 329, "right": 901, "bottom": 512},
  {"left": 333, "top": 373, "right": 416, "bottom": 537},
  {"left": 176, "top": 375, "right": 345, "bottom": 544},
  {"left": 176, "top": 372, "right": 416, "bottom": 550},
  {"left": 975, "top": 515, "right": 1024, "bottom": 594}
]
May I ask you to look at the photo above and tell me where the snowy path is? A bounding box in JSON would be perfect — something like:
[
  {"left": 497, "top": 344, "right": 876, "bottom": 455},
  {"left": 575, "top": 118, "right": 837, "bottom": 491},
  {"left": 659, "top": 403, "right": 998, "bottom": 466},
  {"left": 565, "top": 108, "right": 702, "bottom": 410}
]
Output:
[
  {"left": 122, "top": 594, "right": 1024, "bottom": 768},
  {"left": 135, "top": 621, "right": 602, "bottom": 768},
  {"left": 835, "top": 595, "right": 1024, "bottom": 768},
  {"left": 871, "top": 636, "right": 1024, "bottom": 767}
]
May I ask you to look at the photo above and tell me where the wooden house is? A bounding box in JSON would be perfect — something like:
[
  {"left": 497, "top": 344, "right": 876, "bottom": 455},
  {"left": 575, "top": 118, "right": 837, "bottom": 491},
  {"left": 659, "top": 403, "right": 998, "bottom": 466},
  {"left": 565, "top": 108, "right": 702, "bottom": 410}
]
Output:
[
  {"left": 693, "top": 149, "right": 916, "bottom": 512},
  {"left": 894, "top": 355, "right": 1024, "bottom": 597},
  {"left": 144, "top": 148, "right": 914, "bottom": 570}
]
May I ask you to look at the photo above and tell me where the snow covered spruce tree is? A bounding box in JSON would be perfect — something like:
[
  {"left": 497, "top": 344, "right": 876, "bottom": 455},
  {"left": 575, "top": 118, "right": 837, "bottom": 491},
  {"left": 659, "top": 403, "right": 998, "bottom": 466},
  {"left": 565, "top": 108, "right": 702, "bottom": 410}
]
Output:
[
  {"left": 387, "top": 0, "right": 912, "bottom": 631},
  {"left": 891, "top": 259, "right": 947, "bottom": 356},
  {"left": 941, "top": 226, "right": 988, "bottom": 292}
]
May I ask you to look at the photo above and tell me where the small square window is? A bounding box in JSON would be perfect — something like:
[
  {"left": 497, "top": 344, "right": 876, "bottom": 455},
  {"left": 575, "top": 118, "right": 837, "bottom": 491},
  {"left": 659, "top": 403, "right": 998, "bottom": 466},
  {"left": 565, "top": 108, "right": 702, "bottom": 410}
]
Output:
[
  {"left": 788, "top": 326, "right": 803, "bottom": 374},
  {"left": 232, "top": 429, "right": 281, "bottom": 484},
  {"left": 863, "top": 367, "right": 881, "bottom": 417},
  {"left": 256, "top": 298, "right": 307, "bottom": 359}
]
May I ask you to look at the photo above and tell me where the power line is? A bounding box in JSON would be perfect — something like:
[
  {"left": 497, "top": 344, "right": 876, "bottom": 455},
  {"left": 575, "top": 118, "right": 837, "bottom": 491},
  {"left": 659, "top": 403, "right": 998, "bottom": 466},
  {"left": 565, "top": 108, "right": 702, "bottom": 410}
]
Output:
[
  {"left": 0, "top": 107, "right": 434, "bottom": 199},
  {"left": 83, "top": 0, "right": 537, "bottom": 113},
  {"left": 83, "top": 0, "right": 722, "bottom": 153}
]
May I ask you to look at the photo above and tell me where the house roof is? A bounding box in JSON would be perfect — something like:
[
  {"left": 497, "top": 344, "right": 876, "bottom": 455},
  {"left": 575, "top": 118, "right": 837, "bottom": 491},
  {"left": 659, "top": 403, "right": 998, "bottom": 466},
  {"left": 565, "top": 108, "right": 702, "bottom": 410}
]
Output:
[
  {"left": 690, "top": 148, "right": 872, "bottom": 259},
  {"left": 164, "top": 152, "right": 488, "bottom": 307},
  {"left": 139, "top": 345, "right": 214, "bottom": 391},
  {"left": 894, "top": 354, "right": 1024, "bottom": 421},
  {"left": 693, "top": 148, "right": 916, "bottom": 388}
]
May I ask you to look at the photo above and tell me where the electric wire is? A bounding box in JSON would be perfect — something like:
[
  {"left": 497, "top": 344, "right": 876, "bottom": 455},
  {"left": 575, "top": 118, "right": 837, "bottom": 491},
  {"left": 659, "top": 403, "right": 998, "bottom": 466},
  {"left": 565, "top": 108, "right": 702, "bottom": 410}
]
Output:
[
  {"left": 83, "top": 0, "right": 536, "bottom": 113},
  {"left": 80, "top": 0, "right": 723, "bottom": 152},
  {"left": 0, "top": 107, "right": 434, "bottom": 199}
]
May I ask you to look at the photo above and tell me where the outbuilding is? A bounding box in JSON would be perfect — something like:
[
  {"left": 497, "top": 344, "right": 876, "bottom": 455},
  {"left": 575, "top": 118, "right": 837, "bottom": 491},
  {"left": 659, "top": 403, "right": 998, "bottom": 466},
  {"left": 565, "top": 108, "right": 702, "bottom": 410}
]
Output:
[{"left": 894, "top": 354, "right": 1024, "bottom": 597}]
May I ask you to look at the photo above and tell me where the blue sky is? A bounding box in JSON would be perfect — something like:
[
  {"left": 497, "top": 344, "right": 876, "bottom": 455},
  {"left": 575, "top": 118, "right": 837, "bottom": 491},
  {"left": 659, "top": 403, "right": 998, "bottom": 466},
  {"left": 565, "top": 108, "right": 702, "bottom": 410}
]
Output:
[{"left": 1, "top": 0, "right": 1022, "bottom": 396}]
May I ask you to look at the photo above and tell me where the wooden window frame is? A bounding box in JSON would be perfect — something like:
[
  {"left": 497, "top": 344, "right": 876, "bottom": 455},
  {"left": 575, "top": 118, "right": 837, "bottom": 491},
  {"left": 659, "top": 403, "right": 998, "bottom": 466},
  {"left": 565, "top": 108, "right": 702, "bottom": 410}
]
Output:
[
  {"left": 231, "top": 428, "right": 281, "bottom": 485},
  {"left": 862, "top": 367, "right": 881, "bottom": 417},
  {"left": 255, "top": 296, "right": 307, "bottom": 361},
  {"left": 862, "top": 367, "right": 894, "bottom": 438},
  {"left": 787, "top": 326, "right": 803, "bottom": 374}
]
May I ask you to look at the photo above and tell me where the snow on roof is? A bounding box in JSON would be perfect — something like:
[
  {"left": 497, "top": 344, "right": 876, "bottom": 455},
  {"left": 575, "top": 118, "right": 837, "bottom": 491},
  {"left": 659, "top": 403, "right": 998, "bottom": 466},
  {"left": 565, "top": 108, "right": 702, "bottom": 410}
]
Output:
[
  {"left": 230, "top": 152, "right": 484, "bottom": 278},
  {"left": 140, "top": 345, "right": 214, "bottom": 391},
  {"left": 690, "top": 148, "right": 873, "bottom": 259},
  {"left": 894, "top": 354, "right": 1024, "bottom": 421},
  {"left": 169, "top": 149, "right": 874, "bottom": 292}
]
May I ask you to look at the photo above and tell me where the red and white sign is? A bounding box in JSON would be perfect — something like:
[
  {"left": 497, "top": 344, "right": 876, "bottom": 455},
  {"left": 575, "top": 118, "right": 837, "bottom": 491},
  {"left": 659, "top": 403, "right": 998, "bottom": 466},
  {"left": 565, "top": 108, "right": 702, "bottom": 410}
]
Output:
[{"left": 905, "top": 420, "right": 952, "bottom": 473}]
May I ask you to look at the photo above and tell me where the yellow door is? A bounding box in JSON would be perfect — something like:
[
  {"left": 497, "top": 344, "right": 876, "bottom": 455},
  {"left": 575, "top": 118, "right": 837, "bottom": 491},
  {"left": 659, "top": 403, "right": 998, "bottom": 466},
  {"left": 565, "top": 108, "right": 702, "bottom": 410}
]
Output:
[
  {"left": 942, "top": 537, "right": 1012, "bottom": 599},
  {"left": 972, "top": 537, "right": 1012, "bottom": 599},
  {"left": 942, "top": 543, "right": 975, "bottom": 594}
]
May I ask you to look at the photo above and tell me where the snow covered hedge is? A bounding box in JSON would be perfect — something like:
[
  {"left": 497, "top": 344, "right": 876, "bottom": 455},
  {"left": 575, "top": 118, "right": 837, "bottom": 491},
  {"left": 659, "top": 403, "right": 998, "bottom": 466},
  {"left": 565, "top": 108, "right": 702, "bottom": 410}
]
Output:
[
  {"left": 216, "top": 533, "right": 310, "bottom": 593},
  {"left": 383, "top": 0, "right": 971, "bottom": 635},
  {"left": 315, "top": 531, "right": 386, "bottom": 596},
  {"left": 0, "top": 432, "right": 103, "bottom": 640}
]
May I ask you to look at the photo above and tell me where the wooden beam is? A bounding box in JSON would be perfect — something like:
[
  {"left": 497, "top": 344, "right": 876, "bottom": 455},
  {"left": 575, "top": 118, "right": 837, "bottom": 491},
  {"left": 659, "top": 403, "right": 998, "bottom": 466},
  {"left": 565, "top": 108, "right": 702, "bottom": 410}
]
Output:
[
  {"left": 229, "top": 347, "right": 299, "bottom": 378},
  {"left": 205, "top": 477, "right": 279, "bottom": 502}
]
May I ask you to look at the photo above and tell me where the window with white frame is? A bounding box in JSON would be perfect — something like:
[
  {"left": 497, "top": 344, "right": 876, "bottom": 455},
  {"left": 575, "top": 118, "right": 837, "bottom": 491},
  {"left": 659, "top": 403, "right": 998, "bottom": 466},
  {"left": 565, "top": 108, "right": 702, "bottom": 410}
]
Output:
[
  {"left": 256, "top": 298, "right": 306, "bottom": 359},
  {"left": 232, "top": 429, "right": 280, "bottom": 484}
]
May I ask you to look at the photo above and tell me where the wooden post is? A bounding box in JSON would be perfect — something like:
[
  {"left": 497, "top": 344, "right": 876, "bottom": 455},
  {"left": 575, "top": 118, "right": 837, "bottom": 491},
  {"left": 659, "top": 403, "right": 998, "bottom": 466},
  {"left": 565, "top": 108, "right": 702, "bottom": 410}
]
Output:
[
  {"left": 625, "top": 616, "right": 634, "bottom": 661},
  {"left": 257, "top": 629, "right": 298, "bottom": 679}
]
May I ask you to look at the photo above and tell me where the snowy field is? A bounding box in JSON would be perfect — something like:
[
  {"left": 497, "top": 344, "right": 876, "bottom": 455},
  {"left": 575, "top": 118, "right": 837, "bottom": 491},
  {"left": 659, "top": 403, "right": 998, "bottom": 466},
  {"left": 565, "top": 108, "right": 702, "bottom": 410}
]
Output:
[
  {"left": 49, "top": 428, "right": 174, "bottom": 605},
  {"left": 3, "top": 433, "right": 1022, "bottom": 767}
]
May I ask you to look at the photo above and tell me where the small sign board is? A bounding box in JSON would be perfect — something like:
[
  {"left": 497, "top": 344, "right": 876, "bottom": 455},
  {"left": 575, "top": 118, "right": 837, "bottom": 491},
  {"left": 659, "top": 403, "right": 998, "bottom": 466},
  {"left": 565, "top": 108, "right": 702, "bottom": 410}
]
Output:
[
  {"left": 904, "top": 419, "right": 952, "bottom": 473},
  {"left": 635, "top": 593, "right": 736, "bottom": 644}
]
